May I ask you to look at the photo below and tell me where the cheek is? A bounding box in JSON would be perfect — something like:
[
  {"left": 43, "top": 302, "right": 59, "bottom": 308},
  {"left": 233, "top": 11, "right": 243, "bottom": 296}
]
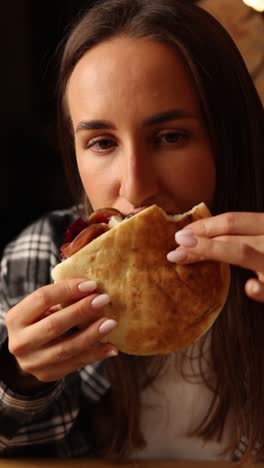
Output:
[
  {"left": 76, "top": 153, "right": 119, "bottom": 209},
  {"left": 161, "top": 151, "right": 216, "bottom": 208},
  {"left": 194, "top": 156, "right": 216, "bottom": 206},
  {"left": 186, "top": 152, "right": 215, "bottom": 188},
  {"left": 76, "top": 153, "right": 98, "bottom": 205}
]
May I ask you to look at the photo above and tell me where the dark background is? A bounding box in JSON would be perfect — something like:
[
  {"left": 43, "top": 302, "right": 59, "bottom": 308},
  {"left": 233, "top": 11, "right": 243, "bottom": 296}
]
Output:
[
  {"left": 0, "top": 0, "right": 95, "bottom": 254},
  {"left": 0, "top": 0, "right": 262, "bottom": 255}
]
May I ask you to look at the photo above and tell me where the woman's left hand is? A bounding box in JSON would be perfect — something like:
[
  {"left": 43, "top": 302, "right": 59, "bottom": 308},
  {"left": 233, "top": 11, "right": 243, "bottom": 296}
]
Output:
[{"left": 167, "top": 211, "right": 264, "bottom": 302}]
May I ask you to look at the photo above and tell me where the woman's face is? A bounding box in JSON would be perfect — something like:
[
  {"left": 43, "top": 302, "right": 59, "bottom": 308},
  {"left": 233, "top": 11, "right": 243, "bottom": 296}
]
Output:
[{"left": 67, "top": 36, "right": 215, "bottom": 215}]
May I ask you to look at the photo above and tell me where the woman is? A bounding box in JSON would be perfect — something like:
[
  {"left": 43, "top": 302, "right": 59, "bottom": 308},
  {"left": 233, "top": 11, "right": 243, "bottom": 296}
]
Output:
[{"left": 0, "top": 0, "right": 264, "bottom": 462}]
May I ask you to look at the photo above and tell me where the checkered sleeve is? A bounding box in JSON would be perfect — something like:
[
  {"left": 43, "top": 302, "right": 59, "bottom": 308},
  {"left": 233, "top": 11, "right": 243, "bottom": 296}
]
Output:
[{"left": 0, "top": 210, "right": 110, "bottom": 454}]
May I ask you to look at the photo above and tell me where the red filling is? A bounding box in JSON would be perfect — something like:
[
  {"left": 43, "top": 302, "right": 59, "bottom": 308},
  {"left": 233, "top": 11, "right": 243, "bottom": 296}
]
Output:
[
  {"left": 61, "top": 207, "right": 124, "bottom": 259},
  {"left": 64, "top": 218, "right": 88, "bottom": 243}
]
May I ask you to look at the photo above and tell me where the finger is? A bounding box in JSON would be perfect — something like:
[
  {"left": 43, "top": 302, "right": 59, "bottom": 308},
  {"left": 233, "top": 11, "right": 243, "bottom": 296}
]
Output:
[
  {"left": 167, "top": 247, "right": 200, "bottom": 264},
  {"left": 168, "top": 236, "right": 264, "bottom": 272},
  {"left": 17, "top": 293, "right": 111, "bottom": 351},
  {"left": 21, "top": 341, "right": 118, "bottom": 383},
  {"left": 37, "top": 344, "right": 118, "bottom": 382},
  {"left": 7, "top": 279, "right": 98, "bottom": 327},
  {"left": 46, "top": 315, "right": 117, "bottom": 363},
  {"left": 43, "top": 304, "right": 63, "bottom": 317},
  {"left": 18, "top": 317, "right": 118, "bottom": 380},
  {"left": 245, "top": 279, "right": 264, "bottom": 303},
  {"left": 180, "top": 212, "right": 264, "bottom": 238},
  {"left": 34, "top": 343, "right": 118, "bottom": 382}
]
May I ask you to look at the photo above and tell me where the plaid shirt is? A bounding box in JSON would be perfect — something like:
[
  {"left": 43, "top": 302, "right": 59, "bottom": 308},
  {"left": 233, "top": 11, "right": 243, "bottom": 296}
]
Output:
[
  {"left": 0, "top": 208, "right": 250, "bottom": 460},
  {"left": 0, "top": 208, "right": 111, "bottom": 458}
]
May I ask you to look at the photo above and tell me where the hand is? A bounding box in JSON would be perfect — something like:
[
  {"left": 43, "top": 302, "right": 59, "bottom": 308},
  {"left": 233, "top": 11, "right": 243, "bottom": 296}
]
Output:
[
  {"left": 167, "top": 212, "right": 264, "bottom": 302},
  {"left": 6, "top": 279, "right": 118, "bottom": 383}
]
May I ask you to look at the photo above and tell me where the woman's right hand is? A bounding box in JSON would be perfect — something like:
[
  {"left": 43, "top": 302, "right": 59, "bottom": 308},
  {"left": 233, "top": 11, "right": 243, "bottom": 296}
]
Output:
[{"left": 5, "top": 279, "right": 118, "bottom": 384}]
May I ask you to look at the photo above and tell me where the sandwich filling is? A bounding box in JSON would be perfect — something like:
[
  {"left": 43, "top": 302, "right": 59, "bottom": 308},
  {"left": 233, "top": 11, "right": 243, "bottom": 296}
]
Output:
[
  {"left": 61, "top": 208, "right": 133, "bottom": 259},
  {"left": 60, "top": 205, "right": 201, "bottom": 259}
]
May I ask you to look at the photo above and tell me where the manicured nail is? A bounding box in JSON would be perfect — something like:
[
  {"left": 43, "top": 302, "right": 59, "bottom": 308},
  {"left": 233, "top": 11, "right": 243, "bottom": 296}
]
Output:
[
  {"left": 175, "top": 230, "right": 197, "bottom": 247},
  {"left": 99, "top": 319, "right": 117, "bottom": 334},
  {"left": 250, "top": 281, "right": 261, "bottom": 295},
  {"left": 106, "top": 349, "right": 119, "bottom": 358},
  {"left": 78, "top": 280, "right": 97, "bottom": 292},
  {"left": 92, "top": 294, "right": 111, "bottom": 309},
  {"left": 167, "top": 249, "right": 187, "bottom": 263}
]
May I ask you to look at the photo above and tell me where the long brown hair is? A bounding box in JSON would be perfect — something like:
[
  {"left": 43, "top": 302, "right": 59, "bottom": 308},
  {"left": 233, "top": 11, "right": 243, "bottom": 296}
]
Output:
[{"left": 57, "top": 0, "right": 264, "bottom": 462}]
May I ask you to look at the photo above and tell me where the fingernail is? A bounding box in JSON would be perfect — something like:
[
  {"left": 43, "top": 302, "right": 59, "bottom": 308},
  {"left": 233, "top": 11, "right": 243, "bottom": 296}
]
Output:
[
  {"left": 92, "top": 294, "right": 111, "bottom": 309},
  {"left": 167, "top": 249, "right": 187, "bottom": 263},
  {"left": 175, "top": 230, "right": 197, "bottom": 247},
  {"left": 250, "top": 281, "right": 261, "bottom": 294},
  {"left": 78, "top": 280, "right": 97, "bottom": 292},
  {"left": 106, "top": 349, "right": 119, "bottom": 358},
  {"left": 99, "top": 319, "right": 117, "bottom": 334}
]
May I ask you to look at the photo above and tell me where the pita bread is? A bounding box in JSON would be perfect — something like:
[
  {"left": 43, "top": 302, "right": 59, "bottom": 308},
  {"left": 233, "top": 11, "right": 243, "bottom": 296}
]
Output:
[{"left": 51, "top": 203, "right": 230, "bottom": 355}]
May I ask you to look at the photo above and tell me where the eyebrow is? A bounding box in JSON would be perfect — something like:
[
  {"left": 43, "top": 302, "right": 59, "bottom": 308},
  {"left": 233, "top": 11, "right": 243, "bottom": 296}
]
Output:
[
  {"left": 143, "top": 109, "right": 197, "bottom": 126},
  {"left": 75, "top": 109, "right": 197, "bottom": 133}
]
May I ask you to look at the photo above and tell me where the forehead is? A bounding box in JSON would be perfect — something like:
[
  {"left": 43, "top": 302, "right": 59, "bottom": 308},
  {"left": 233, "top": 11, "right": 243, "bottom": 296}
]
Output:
[{"left": 67, "top": 36, "right": 202, "bottom": 117}]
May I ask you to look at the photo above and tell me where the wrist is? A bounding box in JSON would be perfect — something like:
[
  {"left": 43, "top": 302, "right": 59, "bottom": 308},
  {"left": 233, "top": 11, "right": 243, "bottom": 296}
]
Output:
[{"left": 0, "top": 338, "right": 56, "bottom": 395}]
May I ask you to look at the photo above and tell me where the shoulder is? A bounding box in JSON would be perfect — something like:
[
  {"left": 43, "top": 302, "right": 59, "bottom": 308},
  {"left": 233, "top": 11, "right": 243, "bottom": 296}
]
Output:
[
  {"left": 0, "top": 207, "right": 78, "bottom": 307},
  {"left": 3, "top": 206, "right": 78, "bottom": 263}
]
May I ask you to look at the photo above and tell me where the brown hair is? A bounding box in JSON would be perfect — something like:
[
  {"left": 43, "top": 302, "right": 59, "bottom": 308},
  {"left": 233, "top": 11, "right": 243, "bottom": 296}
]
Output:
[{"left": 57, "top": 0, "right": 264, "bottom": 462}]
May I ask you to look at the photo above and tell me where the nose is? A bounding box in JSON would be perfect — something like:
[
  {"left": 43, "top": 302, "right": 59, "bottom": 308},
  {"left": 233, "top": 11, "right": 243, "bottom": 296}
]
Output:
[{"left": 119, "top": 144, "right": 159, "bottom": 206}]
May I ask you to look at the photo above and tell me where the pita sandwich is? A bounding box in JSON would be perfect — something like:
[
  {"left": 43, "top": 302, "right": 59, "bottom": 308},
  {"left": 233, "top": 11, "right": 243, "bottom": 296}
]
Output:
[{"left": 51, "top": 203, "right": 230, "bottom": 355}]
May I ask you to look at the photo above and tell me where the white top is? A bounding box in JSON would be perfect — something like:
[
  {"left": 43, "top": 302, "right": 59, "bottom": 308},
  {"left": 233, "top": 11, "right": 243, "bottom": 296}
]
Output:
[{"left": 131, "top": 333, "right": 234, "bottom": 461}]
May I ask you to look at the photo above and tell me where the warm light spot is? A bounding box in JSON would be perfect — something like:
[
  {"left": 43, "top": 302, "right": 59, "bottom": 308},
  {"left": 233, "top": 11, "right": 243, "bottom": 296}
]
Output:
[{"left": 242, "top": 0, "right": 264, "bottom": 12}]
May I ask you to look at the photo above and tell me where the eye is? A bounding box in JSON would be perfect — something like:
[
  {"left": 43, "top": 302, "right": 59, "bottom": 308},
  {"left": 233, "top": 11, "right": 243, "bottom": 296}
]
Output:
[
  {"left": 86, "top": 137, "right": 117, "bottom": 153},
  {"left": 157, "top": 130, "right": 188, "bottom": 145}
]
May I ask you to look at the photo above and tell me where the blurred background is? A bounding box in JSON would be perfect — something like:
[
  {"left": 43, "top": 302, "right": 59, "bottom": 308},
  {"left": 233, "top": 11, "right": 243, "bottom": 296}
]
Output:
[{"left": 0, "top": 0, "right": 263, "bottom": 254}]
